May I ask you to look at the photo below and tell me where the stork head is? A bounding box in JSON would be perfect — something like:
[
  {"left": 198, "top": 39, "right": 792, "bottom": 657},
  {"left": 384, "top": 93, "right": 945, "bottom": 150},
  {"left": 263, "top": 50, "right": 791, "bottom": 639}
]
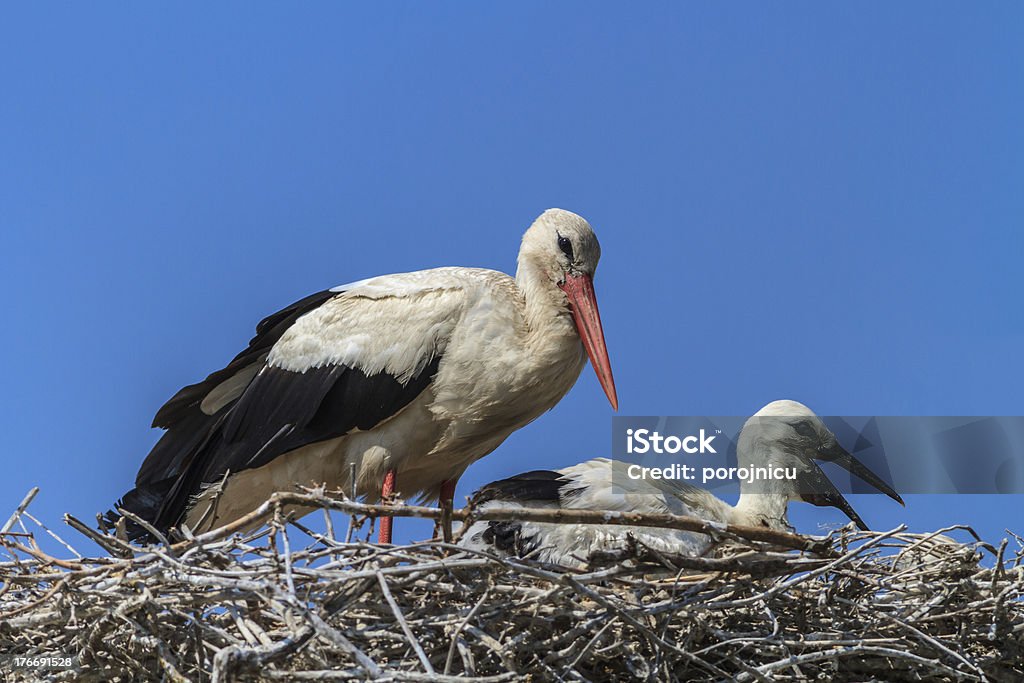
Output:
[
  {"left": 736, "top": 399, "right": 903, "bottom": 530},
  {"left": 519, "top": 208, "right": 618, "bottom": 411}
]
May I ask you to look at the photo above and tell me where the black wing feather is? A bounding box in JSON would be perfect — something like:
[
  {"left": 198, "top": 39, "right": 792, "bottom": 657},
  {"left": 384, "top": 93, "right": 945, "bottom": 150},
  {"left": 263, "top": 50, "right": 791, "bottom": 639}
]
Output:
[
  {"left": 484, "top": 521, "right": 540, "bottom": 556},
  {"left": 109, "top": 288, "right": 443, "bottom": 541},
  {"left": 150, "top": 289, "right": 339, "bottom": 430},
  {"left": 470, "top": 470, "right": 569, "bottom": 506},
  {"left": 147, "top": 358, "right": 440, "bottom": 535},
  {"left": 138, "top": 289, "right": 338, "bottom": 487},
  {"left": 471, "top": 470, "right": 575, "bottom": 558}
]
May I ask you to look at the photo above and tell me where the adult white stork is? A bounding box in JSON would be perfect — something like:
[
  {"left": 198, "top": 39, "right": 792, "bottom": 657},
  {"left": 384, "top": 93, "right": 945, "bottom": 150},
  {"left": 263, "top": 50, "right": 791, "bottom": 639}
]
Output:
[
  {"left": 460, "top": 400, "right": 903, "bottom": 566},
  {"left": 107, "top": 208, "right": 618, "bottom": 544}
]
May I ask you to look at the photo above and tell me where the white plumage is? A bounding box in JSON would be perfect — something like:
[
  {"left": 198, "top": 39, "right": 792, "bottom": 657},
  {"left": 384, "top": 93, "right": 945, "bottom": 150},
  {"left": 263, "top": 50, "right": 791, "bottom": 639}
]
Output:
[
  {"left": 460, "top": 400, "right": 903, "bottom": 567},
  {"left": 110, "top": 209, "right": 618, "bottom": 544}
]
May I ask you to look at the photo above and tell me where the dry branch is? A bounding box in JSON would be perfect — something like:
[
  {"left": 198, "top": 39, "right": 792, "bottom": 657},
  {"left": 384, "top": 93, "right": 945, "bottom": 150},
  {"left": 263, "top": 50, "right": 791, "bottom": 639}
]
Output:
[{"left": 0, "top": 489, "right": 1021, "bottom": 682}]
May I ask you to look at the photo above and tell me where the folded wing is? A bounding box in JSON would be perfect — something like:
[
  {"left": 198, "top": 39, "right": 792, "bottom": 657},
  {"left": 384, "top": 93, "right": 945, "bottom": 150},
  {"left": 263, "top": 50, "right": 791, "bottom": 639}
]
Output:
[{"left": 110, "top": 275, "right": 468, "bottom": 538}]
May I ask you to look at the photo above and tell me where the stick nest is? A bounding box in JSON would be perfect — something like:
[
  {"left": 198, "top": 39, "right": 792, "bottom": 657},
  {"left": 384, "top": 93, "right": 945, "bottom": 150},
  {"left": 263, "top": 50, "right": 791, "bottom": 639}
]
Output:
[{"left": 1, "top": 490, "right": 1022, "bottom": 682}]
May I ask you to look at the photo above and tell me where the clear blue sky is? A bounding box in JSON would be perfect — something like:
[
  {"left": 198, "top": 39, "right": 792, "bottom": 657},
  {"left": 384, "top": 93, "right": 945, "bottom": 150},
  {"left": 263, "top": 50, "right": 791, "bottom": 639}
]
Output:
[{"left": 2, "top": 4, "right": 1021, "bottom": 549}]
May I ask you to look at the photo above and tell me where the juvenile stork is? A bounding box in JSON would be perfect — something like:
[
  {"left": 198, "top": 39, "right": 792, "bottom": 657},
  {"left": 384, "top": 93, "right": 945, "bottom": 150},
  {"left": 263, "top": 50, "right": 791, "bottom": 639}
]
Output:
[
  {"left": 460, "top": 400, "right": 903, "bottom": 566},
  {"left": 108, "top": 209, "right": 617, "bottom": 543}
]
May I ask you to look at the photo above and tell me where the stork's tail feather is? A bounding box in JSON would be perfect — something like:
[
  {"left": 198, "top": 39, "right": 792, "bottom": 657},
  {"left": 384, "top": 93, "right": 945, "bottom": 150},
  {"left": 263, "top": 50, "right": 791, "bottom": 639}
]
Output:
[{"left": 102, "top": 478, "right": 176, "bottom": 543}]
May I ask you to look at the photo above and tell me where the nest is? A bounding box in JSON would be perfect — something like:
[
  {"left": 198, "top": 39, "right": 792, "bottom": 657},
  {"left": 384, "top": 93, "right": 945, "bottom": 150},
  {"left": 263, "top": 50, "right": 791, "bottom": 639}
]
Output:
[{"left": 1, "top": 489, "right": 1022, "bottom": 682}]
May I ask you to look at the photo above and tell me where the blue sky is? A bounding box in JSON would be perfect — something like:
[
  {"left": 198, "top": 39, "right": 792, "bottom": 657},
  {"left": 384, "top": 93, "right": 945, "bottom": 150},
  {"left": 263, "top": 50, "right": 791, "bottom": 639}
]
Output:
[{"left": 1, "top": 4, "right": 1021, "bottom": 549}]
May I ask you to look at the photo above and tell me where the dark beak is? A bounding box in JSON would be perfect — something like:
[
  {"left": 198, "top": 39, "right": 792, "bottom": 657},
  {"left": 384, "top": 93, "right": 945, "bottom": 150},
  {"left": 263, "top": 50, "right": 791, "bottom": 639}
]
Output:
[
  {"left": 799, "top": 441, "right": 904, "bottom": 530},
  {"left": 815, "top": 441, "right": 904, "bottom": 506}
]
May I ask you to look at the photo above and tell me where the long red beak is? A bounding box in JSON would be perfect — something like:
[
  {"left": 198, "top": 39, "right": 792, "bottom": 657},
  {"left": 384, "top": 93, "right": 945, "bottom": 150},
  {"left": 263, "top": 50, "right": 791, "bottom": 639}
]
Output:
[{"left": 559, "top": 273, "right": 618, "bottom": 410}]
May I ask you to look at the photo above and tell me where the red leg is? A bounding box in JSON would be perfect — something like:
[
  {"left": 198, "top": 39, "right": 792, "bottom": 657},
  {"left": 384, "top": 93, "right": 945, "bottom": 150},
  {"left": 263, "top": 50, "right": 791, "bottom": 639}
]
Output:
[
  {"left": 438, "top": 477, "right": 457, "bottom": 543},
  {"left": 378, "top": 468, "right": 397, "bottom": 544},
  {"left": 439, "top": 478, "right": 457, "bottom": 506}
]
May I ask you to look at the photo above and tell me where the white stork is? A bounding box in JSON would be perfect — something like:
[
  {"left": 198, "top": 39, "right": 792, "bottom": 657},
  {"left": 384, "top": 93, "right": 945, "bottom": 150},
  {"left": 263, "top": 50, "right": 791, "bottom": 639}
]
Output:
[
  {"left": 460, "top": 400, "right": 903, "bottom": 566},
  {"left": 107, "top": 208, "right": 617, "bottom": 543}
]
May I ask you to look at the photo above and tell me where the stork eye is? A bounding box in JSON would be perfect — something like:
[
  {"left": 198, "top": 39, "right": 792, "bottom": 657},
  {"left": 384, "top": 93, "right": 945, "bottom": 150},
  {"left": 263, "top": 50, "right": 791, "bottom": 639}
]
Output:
[
  {"left": 557, "top": 235, "right": 574, "bottom": 260},
  {"left": 792, "top": 421, "right": 816, "bottom": 438}
]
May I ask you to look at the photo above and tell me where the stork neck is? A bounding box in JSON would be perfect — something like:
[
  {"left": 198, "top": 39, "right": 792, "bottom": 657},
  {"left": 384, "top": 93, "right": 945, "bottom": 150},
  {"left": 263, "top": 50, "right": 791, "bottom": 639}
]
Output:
[
  {"left": 732, "top": 491, "right": 792, "bottom": 531},
  {"left": 731, "top": 441, "right": 798, "bottom": 530},
  {"left": 514, "top": 260, "right": 577, "bottom": 342}
]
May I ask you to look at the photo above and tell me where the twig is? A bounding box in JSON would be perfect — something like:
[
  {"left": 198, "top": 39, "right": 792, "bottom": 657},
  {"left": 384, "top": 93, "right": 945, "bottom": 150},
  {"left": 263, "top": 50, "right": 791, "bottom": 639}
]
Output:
[
  {"left": 377, "top": 571, "right": 435, "bottom": 675},
  {"left": 1, "top": 487, "right": 39, "bottom": 534},
  {"left": 1, "top": 490, "right": 1020, "bottom": 681}
]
